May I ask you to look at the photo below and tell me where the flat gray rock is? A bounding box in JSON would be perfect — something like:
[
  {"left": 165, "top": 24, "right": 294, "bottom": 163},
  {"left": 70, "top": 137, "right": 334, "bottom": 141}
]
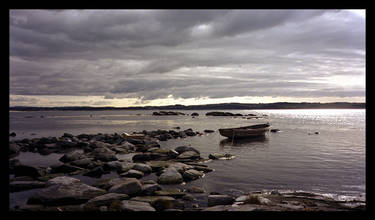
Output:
[
  {"left": 86, "top": 193, "right": 129, "bottom": 206},
  {"left": 27, "top": 181, "right": 106, "bottom": 206},
  {"left": 108, "top": 178, "right": 143, "bottom": 196},
  {"left": 120, "top": 200, "right": 156, "bottom": 211}
]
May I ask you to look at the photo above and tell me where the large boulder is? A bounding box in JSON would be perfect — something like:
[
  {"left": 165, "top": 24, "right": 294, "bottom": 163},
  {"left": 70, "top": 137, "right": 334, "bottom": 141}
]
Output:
[
  {"left": 157, "top": 167, "right": 183, "bottom": 184},
  {"left": 27, "top": 180, "right": 106, "bottom": 206}
]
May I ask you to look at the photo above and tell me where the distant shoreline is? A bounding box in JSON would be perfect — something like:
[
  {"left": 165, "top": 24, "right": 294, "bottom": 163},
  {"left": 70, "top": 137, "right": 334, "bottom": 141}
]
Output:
[{"left": 9, "top": 102, "right": 365, "bottom": 111}]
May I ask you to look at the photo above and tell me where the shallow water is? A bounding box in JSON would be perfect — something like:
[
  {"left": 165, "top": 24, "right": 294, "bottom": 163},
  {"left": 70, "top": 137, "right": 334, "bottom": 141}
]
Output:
[{"left": 9, "top": 109, "right": 366, "bottom": 204}]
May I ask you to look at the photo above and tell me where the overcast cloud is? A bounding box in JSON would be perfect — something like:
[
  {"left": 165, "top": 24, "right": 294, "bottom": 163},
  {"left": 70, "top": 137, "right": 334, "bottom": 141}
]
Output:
[{"left": 9, "top": 9, "right": 365, "bottom": 106}]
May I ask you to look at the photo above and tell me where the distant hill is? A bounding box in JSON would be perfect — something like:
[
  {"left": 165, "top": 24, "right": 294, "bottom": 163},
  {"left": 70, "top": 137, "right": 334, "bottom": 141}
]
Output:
[{"left": 9, "top": 102, "right": 365, "bottom": 111}]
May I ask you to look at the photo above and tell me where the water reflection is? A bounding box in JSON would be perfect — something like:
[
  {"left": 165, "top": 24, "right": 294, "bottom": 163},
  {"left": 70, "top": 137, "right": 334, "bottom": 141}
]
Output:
[{"left": 219, "top": 136, "right": 268, "bottom": 148}]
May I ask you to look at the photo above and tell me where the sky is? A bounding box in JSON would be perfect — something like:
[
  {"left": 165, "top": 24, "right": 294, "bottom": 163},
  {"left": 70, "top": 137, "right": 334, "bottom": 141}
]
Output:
[{"left": 9, "top": 9, "right": 366, "bottom": 107}]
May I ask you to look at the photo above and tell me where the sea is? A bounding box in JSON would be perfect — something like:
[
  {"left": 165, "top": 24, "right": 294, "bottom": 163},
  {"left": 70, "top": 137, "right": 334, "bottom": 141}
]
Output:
[{"left": 9, "top": 109, "right": 366, "bottom": 207}]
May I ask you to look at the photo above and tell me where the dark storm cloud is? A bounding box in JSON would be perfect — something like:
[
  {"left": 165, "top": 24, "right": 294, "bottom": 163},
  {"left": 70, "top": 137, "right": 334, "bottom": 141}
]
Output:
[{"left": 9, "top": 9, "right": 365, "bottom": 103}]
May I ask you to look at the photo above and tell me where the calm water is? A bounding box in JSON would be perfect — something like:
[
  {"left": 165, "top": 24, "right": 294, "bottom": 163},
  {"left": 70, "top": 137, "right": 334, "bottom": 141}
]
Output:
[{"left": 9, "top": 109, "right": 366, "bottom": 204}]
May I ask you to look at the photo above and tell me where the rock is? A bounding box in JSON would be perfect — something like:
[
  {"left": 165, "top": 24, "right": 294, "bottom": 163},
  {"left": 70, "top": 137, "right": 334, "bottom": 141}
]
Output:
[
  {"left": 178, "top": 131, "right": 187, "bottom": 138},
  {"left": 204, "top": 129, "right": 215, "bottom": 133},
  {"left": 9, "top": 158, "right": 21, "bottom": 174},
  {"left": 62, "top": 133, "right": 74, "bottom": 138},
  {"left": 59, "top": 150, "right": 85, "bottom": 163},
  {"left": 108, "top": 178, "right": 143, "bottom": 196},
  {"left": 270, "top": 129, "right": 280, "bottom": 132},
  {"left": 14, "top": 164, "right": 46, "bottom": 178},
  {"left": 186, "top": 186, "right": 205, "bottom": 194},
  {"left": 9, "top": 132, "right": 17, "bottom": 137},
  {"left": 157, "top": 167, "right": 183, "bottom": 184},
  {"left": 174, "top": 146, "right": 200, "bottom": 154},
  {"left": 49, "top": 164, "right": 85, "bottom": 174},
  {"left": 154, "top": 189, "right": 186, "bottom": 198},
  {"left": 152, "top": 111, "right": 185, "bottom": 116},
  {"left": 70, "top": 158, "right": 94, "bottom": 168},
  {"left": 207, "top": 195, "right": 235, "bottom": 207},
  {"left": 27, "top": 181, "right": 106, "bottom": 206},
  {"left": 190, "top": 165, "right": 214, "bottom": 173},
  {"left": 46, "top": 176, "right": 81, "bottom": 186},
  {"left": 191, "top": 113, "right": 199, "bottom": 116},
  {"left": 120, "top": 200, "right": 156, "bottom": 211},
  {"left": 131, "top": 196, "right": 177, "bottom": 211},
  {"left": 182, "top": 169, "right": 204, "bottom": 181},
  {"left": 177, "top": 151, "right": 201, "bottom": 160},
  {"left": 103, "top": 161, "right": 125, "bottom": 171},
  {"left": 83, "top": 166, "right": 108, "bottom": 178},
  {"left": 132, "top": 163, "right": 152, "bottom": 173},
  {"left": 132, "top": 152, "right": 167, "bottom": 162},
  {"left": 141, "top": 184, "right": 162, "bottom": 195},
  {"left": 9, "top": 181, "right": 47, "bottom": 192},
  {"left": 208, "top": 153, "right": 235, "bottom": 160},
  {"left": 183, "top": 129, "right": 196, "bottom": 136},
  {"left": 86, "top": 193, "right": 129, "bottom": 206},
  {"left": 94, "top": 152, "right": 118, "bottom": 162},
  {"left": 92, "top": 177, "right": 130, "bottom": 190},
  {"left": 120, "top": 169, "right": 144, "bottom": 179},
  {"left": 169, "top": 162, "right": 193, "bottom": 174},
  {"left": 9, "top": 143, "right": 20, "bottom": 156},
  {"left": 206, "top": 112, "right": 238, "bottom": 116},
  {"left": 145, "top": 160, "right": 174, "bottom": 172},
  {"left": 203, "top": 205, "right": 231, "bottom": 211}
]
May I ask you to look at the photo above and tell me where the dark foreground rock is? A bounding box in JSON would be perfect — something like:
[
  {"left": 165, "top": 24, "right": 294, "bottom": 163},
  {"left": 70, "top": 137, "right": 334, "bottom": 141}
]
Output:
[{"left": 27, "top": 177, "right": 106, "bottom": 206}]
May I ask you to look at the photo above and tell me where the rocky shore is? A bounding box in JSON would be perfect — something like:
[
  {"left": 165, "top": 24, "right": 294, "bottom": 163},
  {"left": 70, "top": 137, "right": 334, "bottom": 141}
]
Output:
[{"left": 9, "top": 129, "right": 365, "bottom": 211}]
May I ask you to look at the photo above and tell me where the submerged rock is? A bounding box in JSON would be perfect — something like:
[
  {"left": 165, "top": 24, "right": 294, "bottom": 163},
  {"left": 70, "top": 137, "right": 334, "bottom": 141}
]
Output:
[{"left": 208, "top": 153, "right": 235, "bottom": 160}]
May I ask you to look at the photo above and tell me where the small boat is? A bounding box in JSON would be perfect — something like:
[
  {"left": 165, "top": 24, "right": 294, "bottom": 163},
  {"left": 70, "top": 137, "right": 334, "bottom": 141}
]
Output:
[
  {"left": 122, "top": 132, "right": 145, "bottom": 140},
  {"left": 218, "top": 123, "right": 270, "bottom": 139}
]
